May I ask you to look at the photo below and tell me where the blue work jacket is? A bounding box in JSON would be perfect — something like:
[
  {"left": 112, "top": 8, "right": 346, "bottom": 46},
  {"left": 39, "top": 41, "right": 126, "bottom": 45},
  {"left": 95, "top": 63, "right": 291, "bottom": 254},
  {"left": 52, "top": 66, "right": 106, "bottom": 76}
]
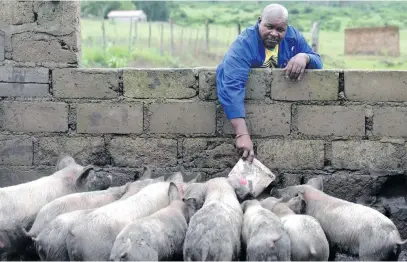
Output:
[{"left": 216, "top": 22, "right": 323, "bottom": 119}]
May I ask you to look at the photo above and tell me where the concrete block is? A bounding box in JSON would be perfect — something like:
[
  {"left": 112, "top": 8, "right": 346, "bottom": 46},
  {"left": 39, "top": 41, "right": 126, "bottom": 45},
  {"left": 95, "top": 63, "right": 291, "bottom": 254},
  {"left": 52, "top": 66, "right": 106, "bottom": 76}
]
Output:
[
  {"left": 271, "top": 70, "right": 339, "bottom": 100},
  {"left": 0, "top": 166, "right": 55, "bottom": 188},
  {"left": 2, "top": 102, "right": 68, "bottom": 132},
  {"left": 77, "top": 103, "right": 143, "bottom": 134},
  {"left": 388, "top": 205, "right": 407, "bottom": 239},
  {"left": 35, "top": 136, "right": 108, "bottom": 166},
  {"left": 182, "top": 138, "right": 239, "bottom": 169},
  {"left": 0, "top": 1, "right": 35, "bottom": 25},
  {"left": 108, "top": 137, "right": 178, "bottom": 167},
  {"left": 221, "top": 103, "right": 291, "bottom": 136},
  {"left": 0, "top": 83, "right": 48, "bottom": 97},
  {"left": 332, "top": 141, "right": 401, "bottom": 170},
  {"left": 53, "top": 68, "right": 119, "bottom": 99},
  {"left": 257, "top": 139, "right": 325, "bottom": 169},
  {"left": 0, "top": 67, "right": 49, "bottom": 83},
  {"left": 11, "top": 32, "right": 78, "bottom": 64},
  {"left": 0, "top": 136, "right": 33, "bottom": 165},
  {"left": 123, "top": 69, "right": 197, "bottom": 98},
  {"left": 296, "top": 105, "right": 365, "bottom": 136},
  {"left": 345, "top": 71, "right": 407, "bottom": 101},
  {"left": 198, "top": 68, "right": 271, "bottom": 100},
  {"left": 373, "top": 107, "right": 407, "bottom": 137},
  {"left": 148, "top": 102, "right": 216, "bottom": 134},
  {"left": 34, "top": 0, "right": 79, "bottom": 31}
]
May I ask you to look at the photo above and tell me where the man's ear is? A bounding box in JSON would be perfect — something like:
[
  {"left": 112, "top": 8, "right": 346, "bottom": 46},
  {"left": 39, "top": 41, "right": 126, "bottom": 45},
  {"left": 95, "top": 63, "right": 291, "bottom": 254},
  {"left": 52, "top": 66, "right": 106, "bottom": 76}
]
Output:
[{"left": 258, "top": 16, "right": 262, "bottom": 23}]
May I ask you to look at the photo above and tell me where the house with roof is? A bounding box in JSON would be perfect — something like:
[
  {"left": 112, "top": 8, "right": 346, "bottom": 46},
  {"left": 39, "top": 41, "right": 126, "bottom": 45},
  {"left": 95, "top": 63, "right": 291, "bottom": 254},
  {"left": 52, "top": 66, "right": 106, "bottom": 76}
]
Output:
[{"left": 107, "top": 10, "right": 147, "bottom": 22}]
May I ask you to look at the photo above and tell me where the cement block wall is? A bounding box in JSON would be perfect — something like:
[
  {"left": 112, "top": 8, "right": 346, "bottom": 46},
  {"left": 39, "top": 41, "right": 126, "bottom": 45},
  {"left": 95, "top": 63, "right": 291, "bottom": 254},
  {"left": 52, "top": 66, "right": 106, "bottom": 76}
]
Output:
[{"left": 1, "top": 1, "right": 406, "bottom": 240}]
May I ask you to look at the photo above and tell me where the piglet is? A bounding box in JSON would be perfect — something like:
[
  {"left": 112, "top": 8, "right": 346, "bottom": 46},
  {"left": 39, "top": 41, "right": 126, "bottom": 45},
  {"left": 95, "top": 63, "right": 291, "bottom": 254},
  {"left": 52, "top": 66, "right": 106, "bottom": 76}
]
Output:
[
  {"left": 275, "top": 177, "right": 407, "bottom": 261},
  {"left": 65, "top": 172, "right": 186, "bottom": 261},
  {"left": 0, "top": 155, "right": 103, "bottom": 260},
  {"left": 110, "top": 182, "right": 188, "bottom": 261},
  {"left": 31, "top": 172, "right": 165, "bottom": 261},
  {"left": 261, "top": 196, "right": 329, "bottom": 261},
  {"left": 182, "top": 177, "right": 244, "bottom": 261},
  {"left": 241, "top": 199, "right": 291, "bottom": 261}
]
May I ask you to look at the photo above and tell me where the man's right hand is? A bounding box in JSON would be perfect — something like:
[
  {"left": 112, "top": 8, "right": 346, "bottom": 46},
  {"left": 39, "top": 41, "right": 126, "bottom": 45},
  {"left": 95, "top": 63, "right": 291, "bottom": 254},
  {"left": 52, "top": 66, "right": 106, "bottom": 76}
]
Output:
[
  {"left": 236, "top": 134, "right": 254, "bottom": 163},
  {"left": 230, "top": 118, "right": 255, "bottom": 163}
]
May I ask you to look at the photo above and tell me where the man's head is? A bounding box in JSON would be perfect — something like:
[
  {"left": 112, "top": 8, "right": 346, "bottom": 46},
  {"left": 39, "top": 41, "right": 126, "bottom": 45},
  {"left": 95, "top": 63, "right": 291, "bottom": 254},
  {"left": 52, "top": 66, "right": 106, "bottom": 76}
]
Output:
[{"left": 258, "top": 4, "right": 288, "bottom": 49}]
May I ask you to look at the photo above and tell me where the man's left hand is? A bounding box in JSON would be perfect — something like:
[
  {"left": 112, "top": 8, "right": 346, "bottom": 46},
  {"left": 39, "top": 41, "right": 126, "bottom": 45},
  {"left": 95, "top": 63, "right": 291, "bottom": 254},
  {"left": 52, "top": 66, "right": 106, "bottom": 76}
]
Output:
[{"left": 284, "top": 53, "right": 310, "bottom": 81}]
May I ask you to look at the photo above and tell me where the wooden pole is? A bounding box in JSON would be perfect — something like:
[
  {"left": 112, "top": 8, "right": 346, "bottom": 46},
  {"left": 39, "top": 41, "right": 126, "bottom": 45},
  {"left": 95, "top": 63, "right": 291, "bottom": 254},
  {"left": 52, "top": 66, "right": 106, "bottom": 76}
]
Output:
[
  {"left": 311, "top": 21, "right": 320, "bottom": 52},
  {"left": 128, "top": 19, "right": 133, "bottom": 53},
  {"left": 160, "top": 23, "right": 164, "bottom": 56},
  {"left": 148, "top": 22, "right": 152, "bottom": 48},
  {"left": 205, "top": 19, "right": 209, "bottom": 52},
  {"left": 170, "top": 19, "right": 174, "bottom": 56}
]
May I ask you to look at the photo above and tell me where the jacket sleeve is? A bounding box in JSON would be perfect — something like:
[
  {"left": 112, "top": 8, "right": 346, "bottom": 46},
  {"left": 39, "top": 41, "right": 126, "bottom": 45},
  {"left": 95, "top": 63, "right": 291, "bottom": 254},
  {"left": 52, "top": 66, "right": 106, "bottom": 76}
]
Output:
[
  {"left": 296, "top": 32, "right": 323, "bottom": 69},
  {"left": 216, "top": 40, "right": 253, "bottom": 120}
]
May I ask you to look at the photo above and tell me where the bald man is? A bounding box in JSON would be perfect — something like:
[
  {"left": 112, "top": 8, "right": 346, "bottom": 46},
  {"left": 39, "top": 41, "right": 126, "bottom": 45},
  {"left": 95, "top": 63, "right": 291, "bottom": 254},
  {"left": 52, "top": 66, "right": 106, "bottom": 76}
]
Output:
[{"left": 216, "top": 4, "right": 322, "bottom": 163}]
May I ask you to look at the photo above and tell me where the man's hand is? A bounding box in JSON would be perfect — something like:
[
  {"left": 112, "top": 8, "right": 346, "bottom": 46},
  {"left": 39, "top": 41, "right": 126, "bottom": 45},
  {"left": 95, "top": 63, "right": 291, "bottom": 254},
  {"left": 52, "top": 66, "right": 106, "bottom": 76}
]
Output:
[
  {"left": 230, "top": 118, "right": 255, "bottom": 163},
  {"left": 284, "top": 53, "right": 310, "bottom": 81},
  {"left": 236, "top": 134, "right": 254, "bottom": 163}
]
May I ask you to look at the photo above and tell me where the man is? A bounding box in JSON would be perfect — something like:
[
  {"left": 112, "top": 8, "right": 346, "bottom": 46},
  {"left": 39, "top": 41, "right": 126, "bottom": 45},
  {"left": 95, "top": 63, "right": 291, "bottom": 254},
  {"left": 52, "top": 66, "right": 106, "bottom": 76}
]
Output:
[{"left": 216, "top": 3, "right": 322, "bottom": 163}]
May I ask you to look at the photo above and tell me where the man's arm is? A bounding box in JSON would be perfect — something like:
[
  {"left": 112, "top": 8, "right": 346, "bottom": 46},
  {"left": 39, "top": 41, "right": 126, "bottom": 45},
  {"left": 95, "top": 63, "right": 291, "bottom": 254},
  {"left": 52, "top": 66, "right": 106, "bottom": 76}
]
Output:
[{"left": 217, "top": 42, "right": 255, "bottom": 162}]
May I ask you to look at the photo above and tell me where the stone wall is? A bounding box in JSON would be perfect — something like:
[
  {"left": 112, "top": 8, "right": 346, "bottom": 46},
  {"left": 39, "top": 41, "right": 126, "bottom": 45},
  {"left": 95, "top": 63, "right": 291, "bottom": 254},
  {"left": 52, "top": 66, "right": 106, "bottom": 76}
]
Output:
[
  {"left": 1, "top": 1, "right": 406, "bottom": 241},
  {"left": 345, "top": 26, "right": 400, "bottom": 56}
]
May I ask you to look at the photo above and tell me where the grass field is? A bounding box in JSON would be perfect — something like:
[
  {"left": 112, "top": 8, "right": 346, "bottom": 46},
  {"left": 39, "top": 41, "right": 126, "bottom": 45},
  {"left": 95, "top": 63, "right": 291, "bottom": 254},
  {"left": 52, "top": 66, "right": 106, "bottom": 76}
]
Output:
[{"left": 80, "top": 18, "right": 407, "bottom": 70}]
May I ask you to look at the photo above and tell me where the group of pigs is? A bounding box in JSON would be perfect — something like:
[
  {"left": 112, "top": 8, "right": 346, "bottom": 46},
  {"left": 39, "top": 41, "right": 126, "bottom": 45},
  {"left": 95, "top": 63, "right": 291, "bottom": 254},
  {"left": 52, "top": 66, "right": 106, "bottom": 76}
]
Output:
[{"left": 0, "top": 154, "right": 406, "bottom": 261}]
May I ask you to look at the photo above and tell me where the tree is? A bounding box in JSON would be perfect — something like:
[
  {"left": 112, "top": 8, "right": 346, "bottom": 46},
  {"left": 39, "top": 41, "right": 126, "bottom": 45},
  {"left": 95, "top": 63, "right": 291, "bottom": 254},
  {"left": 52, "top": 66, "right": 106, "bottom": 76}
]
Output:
[{"left": 133, "top": 1, "right": 169, "bottom": 21}]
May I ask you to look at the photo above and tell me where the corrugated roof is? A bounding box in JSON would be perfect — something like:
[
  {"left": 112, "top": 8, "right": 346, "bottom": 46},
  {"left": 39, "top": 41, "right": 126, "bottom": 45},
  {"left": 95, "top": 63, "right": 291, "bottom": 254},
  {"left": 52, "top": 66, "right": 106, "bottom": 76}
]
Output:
[{"left": 107, "top": 10, "right": 146, "bottom": 18}]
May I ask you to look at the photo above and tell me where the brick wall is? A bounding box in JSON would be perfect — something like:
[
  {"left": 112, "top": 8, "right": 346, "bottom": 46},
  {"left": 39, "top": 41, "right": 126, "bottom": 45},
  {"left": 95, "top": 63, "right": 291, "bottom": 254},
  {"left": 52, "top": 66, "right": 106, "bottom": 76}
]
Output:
[
  {"left": 1, "top": 1, "right": 406, "bottom": 240},
  {"left": 345, "top": 26, "right": 400, "bottom": 56}
]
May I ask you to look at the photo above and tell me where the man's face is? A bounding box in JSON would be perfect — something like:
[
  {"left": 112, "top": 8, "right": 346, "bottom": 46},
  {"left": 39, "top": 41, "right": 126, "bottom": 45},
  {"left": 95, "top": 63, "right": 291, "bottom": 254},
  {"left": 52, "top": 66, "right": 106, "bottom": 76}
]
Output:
[{"left": 258, "top": 15, "right": 287, "bottom": 49}]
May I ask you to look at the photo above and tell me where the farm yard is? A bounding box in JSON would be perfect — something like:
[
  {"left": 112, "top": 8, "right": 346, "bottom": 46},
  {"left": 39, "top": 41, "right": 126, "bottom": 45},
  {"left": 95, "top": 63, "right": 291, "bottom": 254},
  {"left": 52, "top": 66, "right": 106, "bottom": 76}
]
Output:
[{"left": 80, "top": 1, "right": 407, "bottom": 70}]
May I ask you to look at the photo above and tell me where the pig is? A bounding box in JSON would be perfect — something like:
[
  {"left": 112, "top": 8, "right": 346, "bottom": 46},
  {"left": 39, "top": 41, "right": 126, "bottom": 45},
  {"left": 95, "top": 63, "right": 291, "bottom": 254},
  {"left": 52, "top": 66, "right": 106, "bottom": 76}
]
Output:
[
  {"left": 109, "top": 182, "right": 189, "bottom": 261},
  {"left": 65, "top": 172, "right": 186, "bottom": 261},
  {"left": 33, "top": 209, "right": 92, "bottom": 261},
  {"left": 0, "top": 155, "right": 105, "bottom": 260},
  {"left": 30, "top": 171, "right": 166, "bottom": 261},
  {"left": 27, "top": 184, "right": 129, "bottom": 239},
  {"left": 182, "top": 177, "right": 244, "bottom": 261},
  {"left": 260, "top": 197, "right": 329, "bottom": 261},
  {"left": 241, "top": 199, "right": 291, "bottom": 261},
  {"left": 274, "top": 178, "right": 407, "bottom": 261}
]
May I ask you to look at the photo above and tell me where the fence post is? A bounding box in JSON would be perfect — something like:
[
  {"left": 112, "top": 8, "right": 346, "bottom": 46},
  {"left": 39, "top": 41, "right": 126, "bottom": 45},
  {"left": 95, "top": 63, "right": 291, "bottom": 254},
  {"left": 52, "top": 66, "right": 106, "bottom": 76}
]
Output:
[
  {"left": 170, "top": 19, "right": 174, "bottom": 56},
  {"left": 160, "top": 22, "right": 164, "bottom": 56},
  {"left": 311, "top": 21, "right": 319, "bottom": 52},
  {"left": 205, "top": 19, "right": 209, "bottom": 52},
  {"left": 128, "top": 18, "right": 133, "bottom": 53},
  {"left": 148, "top": 22, "right": 152, "bottom": 48}
]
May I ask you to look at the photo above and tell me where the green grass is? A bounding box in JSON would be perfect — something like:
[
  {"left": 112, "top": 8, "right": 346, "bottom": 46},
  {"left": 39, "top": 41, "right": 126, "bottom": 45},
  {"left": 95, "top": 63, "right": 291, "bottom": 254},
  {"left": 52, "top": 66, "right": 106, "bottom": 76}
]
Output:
[{"left": 80, "top": 18, "right": 407, "bottom": 69}]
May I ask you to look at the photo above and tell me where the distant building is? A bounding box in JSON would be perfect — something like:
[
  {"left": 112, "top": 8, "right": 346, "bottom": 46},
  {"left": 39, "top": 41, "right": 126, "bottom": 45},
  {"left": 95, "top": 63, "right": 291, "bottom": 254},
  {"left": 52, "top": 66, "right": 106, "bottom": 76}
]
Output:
[
  {"left": 107, "top": 10, "right": 147, "bottom": 23},
  {"left": 344, "top": 26, "right": 400, "bottom": 57}
]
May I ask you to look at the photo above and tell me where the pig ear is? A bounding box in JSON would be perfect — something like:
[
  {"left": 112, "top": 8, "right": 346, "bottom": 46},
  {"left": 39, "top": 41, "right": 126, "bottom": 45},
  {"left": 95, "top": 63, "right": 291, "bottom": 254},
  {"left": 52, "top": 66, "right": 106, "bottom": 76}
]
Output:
[
  {"left": 188, "top": 173, "right": 203, "bottom": 184},
  {"left": 298, "top": 191, "right": 305, "bottom": 201},
  {"left": 56, "top": 154, "right": 76, "bottom": 171},
  {"left": 166, "top": 172, "right": 184, "bottom": 183},
  {"left": 140, "top": 166, "right": 152, "bottom": 180},
  {"left": 75, "top": 165, "right": 94, "bottom": 187},
  {"left": 306, "top": 177, "right": 323, "bottom": 191},
  {"left": 168, "top": 182, "right": 180, "bottom": 202}
]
